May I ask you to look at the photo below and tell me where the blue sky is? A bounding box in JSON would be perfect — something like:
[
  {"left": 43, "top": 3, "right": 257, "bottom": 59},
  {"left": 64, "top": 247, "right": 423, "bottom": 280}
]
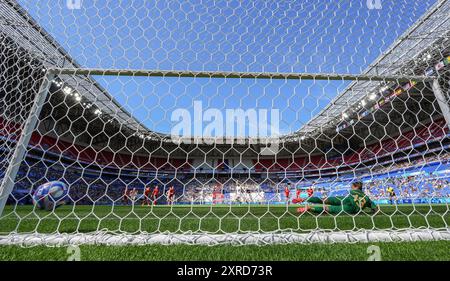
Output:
[{"left": 18, "top": 0, "right": 436, "bottom": 136}]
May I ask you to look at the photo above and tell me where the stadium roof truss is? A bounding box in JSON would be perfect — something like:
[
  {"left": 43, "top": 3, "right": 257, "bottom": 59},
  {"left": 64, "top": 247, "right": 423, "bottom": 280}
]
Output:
[{"left": 298, "top": 0, "right": 450, "bottom": 136}]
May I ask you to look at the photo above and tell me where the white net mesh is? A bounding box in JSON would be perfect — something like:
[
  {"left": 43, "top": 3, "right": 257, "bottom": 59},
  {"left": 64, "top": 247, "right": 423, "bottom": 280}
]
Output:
[{"left": 0, "top": 0, "right": 449, "bottom": 246}]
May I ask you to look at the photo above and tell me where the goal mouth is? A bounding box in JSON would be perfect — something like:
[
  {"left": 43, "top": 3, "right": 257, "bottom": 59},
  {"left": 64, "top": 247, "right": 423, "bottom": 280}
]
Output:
[{"left": 1, "top": 229, "right": 449, "bottom": 247}]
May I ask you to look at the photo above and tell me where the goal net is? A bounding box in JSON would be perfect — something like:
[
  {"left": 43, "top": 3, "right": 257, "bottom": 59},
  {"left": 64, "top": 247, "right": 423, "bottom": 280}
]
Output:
[{"left": 0, "top": 0, "right": 449, "bottom": 246}]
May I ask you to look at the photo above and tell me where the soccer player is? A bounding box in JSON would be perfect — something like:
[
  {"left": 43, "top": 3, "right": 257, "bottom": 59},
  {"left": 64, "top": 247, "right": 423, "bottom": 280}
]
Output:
[
  {"left": 142, "top": 186, "right": 151, "bottom": 206},
  {"left": 295, "top": 181, "right": 379, "bottom": 215},
  {"left": 167, "top": 186, "right": 175, "bottom": 205},
  {"left": 307, "top": 186, "right": 314, "bottom": 197},
  {"left": 296, "top": 188, "right": 301, "bottom": 200},
  {"left": 386, "top": 186, "right": 396, "bottom": 204},
  {"left": 292, "top": 186, "right": 313, "bottom": 204},
  {"left": 123, "top": 187, "right": 130, "bottom": 205},
  {"left": 152, "top": 185, "right": 159, "bottom": 205},
  {"left": 130, "top": 188, "right": 138, "bottom": 204},
  {"left": 284, "top": 185, "right": 290, "bottom": 204}
]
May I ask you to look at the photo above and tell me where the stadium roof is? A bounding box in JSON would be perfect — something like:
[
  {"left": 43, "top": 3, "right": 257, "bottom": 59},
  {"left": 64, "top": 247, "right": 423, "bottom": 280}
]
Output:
[
  {"left": 0, "top": 0, "right": 153, "bottom": 137},
  {"left": 297, "top": 0, "right": 450, "bottom": 136},
  {"left": 1, "top": 0, "right": 449, "bottom": 142}
]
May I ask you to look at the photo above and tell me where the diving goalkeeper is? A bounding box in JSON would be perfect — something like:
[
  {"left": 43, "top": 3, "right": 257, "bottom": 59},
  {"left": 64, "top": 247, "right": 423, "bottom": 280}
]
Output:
[{"left": 293, "top": 181, "right": 379, "bottom": 215}]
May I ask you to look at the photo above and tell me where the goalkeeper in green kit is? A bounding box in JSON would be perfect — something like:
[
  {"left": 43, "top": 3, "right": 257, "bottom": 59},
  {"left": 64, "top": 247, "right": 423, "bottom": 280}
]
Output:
[{"left": 293, "top": 181, "right": 379, "bottom": 214}]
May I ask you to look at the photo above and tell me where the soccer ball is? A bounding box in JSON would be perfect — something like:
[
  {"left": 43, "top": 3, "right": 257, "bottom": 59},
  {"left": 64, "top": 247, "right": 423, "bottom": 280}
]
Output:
[{"left": 32, "top": 181, "right": 68, "bottom": 211}]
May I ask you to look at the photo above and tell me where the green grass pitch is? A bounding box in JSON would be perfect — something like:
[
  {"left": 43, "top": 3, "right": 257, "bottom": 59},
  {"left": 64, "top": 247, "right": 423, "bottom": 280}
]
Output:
[{"left": 0, "top": 204, "right": 449, "bottom": 261}]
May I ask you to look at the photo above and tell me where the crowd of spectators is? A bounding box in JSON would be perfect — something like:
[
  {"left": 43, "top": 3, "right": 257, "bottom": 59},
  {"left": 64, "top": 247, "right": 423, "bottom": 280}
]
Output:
[{"left": 4, "top": 151, "right": 450, "bottom": 206}]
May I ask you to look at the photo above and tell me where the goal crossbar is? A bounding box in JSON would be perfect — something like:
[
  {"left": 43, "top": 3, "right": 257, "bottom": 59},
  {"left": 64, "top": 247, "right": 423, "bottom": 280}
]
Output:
[{"left": 48, "top": 68, "right": 435, "bottom": 82}]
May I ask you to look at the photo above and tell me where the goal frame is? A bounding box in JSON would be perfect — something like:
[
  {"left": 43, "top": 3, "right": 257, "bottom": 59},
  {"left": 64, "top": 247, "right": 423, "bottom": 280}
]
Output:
[{"left": 0, "top": 68, "right": 449, "bottom": 245}]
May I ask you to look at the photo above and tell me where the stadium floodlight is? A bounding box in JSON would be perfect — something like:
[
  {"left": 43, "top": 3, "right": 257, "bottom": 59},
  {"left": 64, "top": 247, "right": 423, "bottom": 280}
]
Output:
[
  {"left": 369, "top": 93, "right": 378, "bottom": 100},
  {"left": 63, "top": 86, "right": 72, "bottom": 95},
  {"left": 53, "top": 79, "right": 63, "bottom": 88},
  {"left": 0, "top": 0, "right": 449, "bottom": 247},
  {"left": 379, "top": 86, "right": 389, "bottom": 93}
]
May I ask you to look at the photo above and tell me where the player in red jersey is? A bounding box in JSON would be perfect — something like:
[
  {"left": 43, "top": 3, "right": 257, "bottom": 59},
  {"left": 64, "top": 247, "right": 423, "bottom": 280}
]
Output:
[
  {"left": 284, "top": 185, "right": 290, "bottom": 204},
  {"left": 307, "top": 187, "right": 314, "bottom": 197},
  {"left": 167, "top": 186, "right": 175, "bottom": 205},
  {"left": 296, "top": 188, "right": 301, "bottom": 200},
  {"left": 292, "top": 186, "right": 314, "bottom": 204},
  {"left": 142, "top": 186, "right": 151, "bottom": 206},
  {"left": 152, "top": 185, "right": 159, "bottom": 205}
]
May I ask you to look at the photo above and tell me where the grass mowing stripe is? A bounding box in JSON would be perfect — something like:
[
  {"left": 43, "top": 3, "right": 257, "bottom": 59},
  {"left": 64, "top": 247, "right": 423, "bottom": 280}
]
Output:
[
  {"left": 1, "top": 241, "right": 449, "bottom": 261},
  {"left": 0, "top": 204, "right": 447, "bottom": 234}
]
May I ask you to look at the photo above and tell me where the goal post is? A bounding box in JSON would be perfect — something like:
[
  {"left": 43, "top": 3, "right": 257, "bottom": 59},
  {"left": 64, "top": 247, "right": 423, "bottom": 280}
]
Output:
[{"left": 0, "top": 73, "right": 54, "bottom": 216}]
